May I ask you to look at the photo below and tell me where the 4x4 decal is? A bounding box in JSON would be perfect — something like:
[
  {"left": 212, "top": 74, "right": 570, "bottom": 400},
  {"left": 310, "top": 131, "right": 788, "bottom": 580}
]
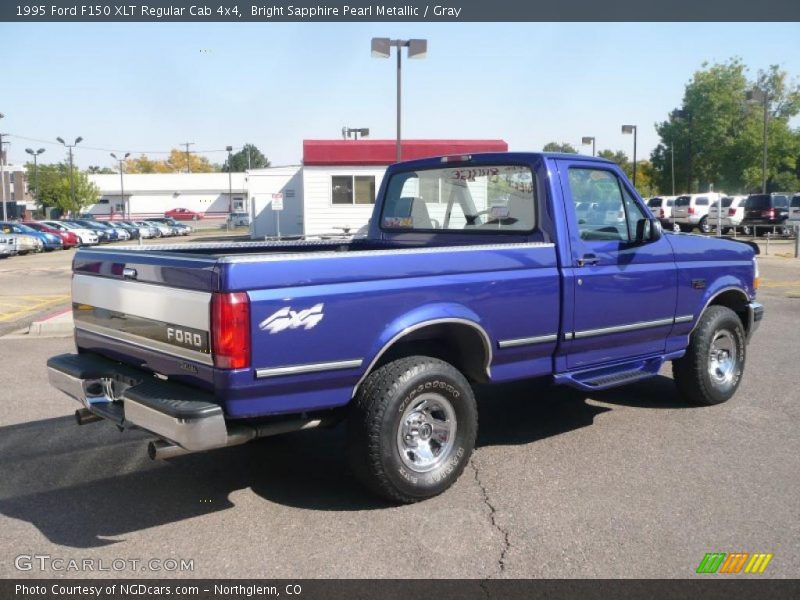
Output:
[{"left": 259, "top": 304, "right": 325, "bottom": 334}]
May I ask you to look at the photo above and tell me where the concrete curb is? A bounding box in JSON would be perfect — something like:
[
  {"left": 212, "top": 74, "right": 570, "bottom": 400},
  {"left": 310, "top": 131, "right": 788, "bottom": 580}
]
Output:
[
  {"left": 0, "top": 303, "right": 71, "bottom": 338},
  {"left": 25, "top": 308, "right": 73, "bottom": 337}
]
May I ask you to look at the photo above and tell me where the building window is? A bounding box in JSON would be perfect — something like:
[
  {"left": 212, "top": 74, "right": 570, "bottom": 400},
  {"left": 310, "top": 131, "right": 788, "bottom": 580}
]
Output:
[
  {"left": 9, "top": 173, "right": 15, "bottom": 184},
  {"left": 331, "top": 175, "right": 376, "bottom": 205}
]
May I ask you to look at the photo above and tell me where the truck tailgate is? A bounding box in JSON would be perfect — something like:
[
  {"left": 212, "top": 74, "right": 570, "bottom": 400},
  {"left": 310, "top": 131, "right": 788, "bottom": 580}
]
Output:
[{"left": 72, "top": 248, "right": 220, "bottom": 389}]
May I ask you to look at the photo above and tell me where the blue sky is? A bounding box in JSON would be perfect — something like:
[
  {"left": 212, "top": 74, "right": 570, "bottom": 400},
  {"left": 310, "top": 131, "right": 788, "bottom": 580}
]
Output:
[{"left": 2, "top": 22, "right": 799, "bottom": 168}]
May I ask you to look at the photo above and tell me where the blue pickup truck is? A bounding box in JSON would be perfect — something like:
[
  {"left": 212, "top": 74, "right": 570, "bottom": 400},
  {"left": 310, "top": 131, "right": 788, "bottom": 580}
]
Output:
[{"left": 48, "top": 152, "right": 763, "bottom": 503}]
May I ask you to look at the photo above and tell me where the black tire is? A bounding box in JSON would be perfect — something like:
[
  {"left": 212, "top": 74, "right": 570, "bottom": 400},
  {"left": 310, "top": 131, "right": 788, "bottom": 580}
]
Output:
[
  {"left": 673, "top": 306, "right": 746, "bottom": 406},
  {"left": 347, "top": 356, "right": 477, "bottom": 504},
  {"left": 699, "top": 216, "right": 710, "bottom": 234}
]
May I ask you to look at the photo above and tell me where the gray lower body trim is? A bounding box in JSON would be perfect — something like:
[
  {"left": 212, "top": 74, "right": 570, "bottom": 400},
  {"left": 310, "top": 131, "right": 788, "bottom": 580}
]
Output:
[
  {"left": 573, "top": 317, "right": 676, "bottom": 339},
  {"left": 674, "top": 314, "right": 694, "bottom": 323},
  {"left": 497, "top": 334, "right": 558, "bottom": 348},
  {"left": 77, "top": 321, "right": 214, "bottom": 366},
  {"left": 256, "top": 359, "right": 363, "bottom": 379}
]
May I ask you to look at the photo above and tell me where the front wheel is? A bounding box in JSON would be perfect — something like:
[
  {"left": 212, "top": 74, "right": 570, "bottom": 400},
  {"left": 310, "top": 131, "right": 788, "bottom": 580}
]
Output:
[
  {"left": 347, "top": 356, "right": 477, "bottom": 504},
  {"left": 673, "top": 306, "right": 746, "bottom": 405},
  {"left": 699, "top": 217, "right": 710, "bottom": 234}
]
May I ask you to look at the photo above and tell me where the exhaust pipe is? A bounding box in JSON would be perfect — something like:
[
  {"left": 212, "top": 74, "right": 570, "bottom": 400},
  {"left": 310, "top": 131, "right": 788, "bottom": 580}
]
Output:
[
  {"left": 75, "top": 408, "right": 103, "bottom": 425},
  {"left": 148, "top": 418, "right": 326, "bottom": 460}
]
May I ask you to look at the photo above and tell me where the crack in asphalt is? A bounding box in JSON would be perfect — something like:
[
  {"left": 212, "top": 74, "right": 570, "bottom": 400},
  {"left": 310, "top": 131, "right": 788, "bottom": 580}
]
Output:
[{"left": 470, "top": 457, "right": 511, "bottom": 579}]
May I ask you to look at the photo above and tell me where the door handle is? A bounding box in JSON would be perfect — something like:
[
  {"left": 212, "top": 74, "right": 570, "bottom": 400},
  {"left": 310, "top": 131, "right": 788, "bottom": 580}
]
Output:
[{"left": 576, "top": 255, "right": 599, "bottom": 267}]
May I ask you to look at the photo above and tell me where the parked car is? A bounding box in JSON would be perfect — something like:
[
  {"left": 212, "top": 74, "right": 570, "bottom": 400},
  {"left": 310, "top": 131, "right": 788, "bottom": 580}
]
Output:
[
  {"left": 39, "top": 220, "right": 99, "bottom": 246},
  {"left": 24, "top": 222, "right": 80, "bottom": 249},
  {"left": 165, "top": 208, "right": 203, "bottom": 221},
  {"left": 227, "top": 211, "right": 251, "bottom": 228},
  {"left": 149, "top": 217, "right": 191, "bottom": 236},
  {"left": 645, "top": 196, "right": 676, "bottom": 228},
  {"left": 113, "top": 221, "right": 141, "bottom": 240},
  {"left": 0, "top": 233, "right": 16, "bottom": 257},
  {"left": 3, "top": 231, "right": 42, "bottom": 254},
  {"left": 741, "top": 193, "right": 791, "bottom": 235},
  {"left": 789, "top": 194, "right": 800, "bottom": 222},
  {"left": 73, "top": 219, "right": 120, "bottom": 243},
  {"left": 707, "top": 195, "right": 749, "bottom": 234},
  {"left": 143, "top": 220, "right": 175, "bottom": 238},
  {"left": 671, "top": 192, "right": 726, "bottom": 233},
  {"left": 0, "top": 222, "right": 62, "bottom": 251},
  {"left": 107, "top": 223, "right": 131, "bottom": 241},
  {"left": 48, "top": 151, "right": 763, "bottom": 504},
  {"left": 129, "top": 221, "right": 159, "bottom": 239}
]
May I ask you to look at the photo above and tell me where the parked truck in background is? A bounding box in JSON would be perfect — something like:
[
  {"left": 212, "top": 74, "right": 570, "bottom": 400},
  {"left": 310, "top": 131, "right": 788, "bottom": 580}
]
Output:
[{"left": 48, "top": 152, "right": 763, "bottom": 503}]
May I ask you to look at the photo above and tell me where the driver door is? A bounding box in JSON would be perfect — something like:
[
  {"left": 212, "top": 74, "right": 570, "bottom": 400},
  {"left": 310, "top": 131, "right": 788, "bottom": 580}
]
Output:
[{"left": 556, "top": 161, "right": 678, "bottom": 370}]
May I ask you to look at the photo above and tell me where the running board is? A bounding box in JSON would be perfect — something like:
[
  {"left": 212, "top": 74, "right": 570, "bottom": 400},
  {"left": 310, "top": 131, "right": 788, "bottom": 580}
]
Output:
[{"left": 554, "top": 357, "right": 664, "bottom": 391}]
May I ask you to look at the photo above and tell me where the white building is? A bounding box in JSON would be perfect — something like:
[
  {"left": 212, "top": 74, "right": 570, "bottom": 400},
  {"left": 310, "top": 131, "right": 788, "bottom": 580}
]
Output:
[
  {"left": 86, "top": 139, "right": 508, "bottom": 236},
  {"left": 87, "top": 172, "right": 247, "bottom": 224},
  {"left": 248, "top": 139, "right": 508, "bottom": 238}
]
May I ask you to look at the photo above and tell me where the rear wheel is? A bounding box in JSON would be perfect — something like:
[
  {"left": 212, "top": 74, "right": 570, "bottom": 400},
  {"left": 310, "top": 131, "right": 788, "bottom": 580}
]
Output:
[
  {"left": 347, "top": 356, "right": 477, "bottom": 504},
  {"left": 673, "top": 306, "right": 746, "bottom": 406},
  {"left": 699, "top": 216, "right": 710, "bottom": 234}
]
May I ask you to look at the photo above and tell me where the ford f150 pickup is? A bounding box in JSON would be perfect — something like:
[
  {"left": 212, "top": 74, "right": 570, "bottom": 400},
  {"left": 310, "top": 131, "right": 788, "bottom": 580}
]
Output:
[{"left": 48, "top": 152, "right": 763, "bottom": 503}]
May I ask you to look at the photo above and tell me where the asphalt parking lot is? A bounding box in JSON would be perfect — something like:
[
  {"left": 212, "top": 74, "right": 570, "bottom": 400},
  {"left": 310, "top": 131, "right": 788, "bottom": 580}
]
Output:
[{"left": 0, "top": 246, "right": 798, "bottom": 579}]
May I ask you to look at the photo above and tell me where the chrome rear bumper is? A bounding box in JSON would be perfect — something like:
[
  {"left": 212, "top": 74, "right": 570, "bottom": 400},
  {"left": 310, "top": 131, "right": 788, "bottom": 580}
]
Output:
[{"left": 47, "top": 353, "right": 227, "bottom": 452}]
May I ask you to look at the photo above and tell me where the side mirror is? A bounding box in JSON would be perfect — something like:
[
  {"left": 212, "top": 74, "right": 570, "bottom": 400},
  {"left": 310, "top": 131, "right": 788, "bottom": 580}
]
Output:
[{"left": 635, "top": 218, "right": 662, "bottom": 243}]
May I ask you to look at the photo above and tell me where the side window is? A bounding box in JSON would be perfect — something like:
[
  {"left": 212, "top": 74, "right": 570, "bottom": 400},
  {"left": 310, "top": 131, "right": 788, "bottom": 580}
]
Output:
[
  {"left": 568, "top": 168, "right": 648, "bottom": 242},
  {"left": 568, "top": 169, "right": 627, "bottom": 241},
  {"left": 696, "top": 197, "right": 709, "bottom": 206}
]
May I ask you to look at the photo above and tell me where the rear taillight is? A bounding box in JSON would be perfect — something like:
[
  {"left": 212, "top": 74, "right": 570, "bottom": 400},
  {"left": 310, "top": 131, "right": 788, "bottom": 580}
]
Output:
[
  {"left": 659, "top": 209, "right": 665, "bottom": 218},
  {"left": 211, "top": 292, "right": 250, "bottom": 369},
  {"left": 762, "top": 209, "right": 775, "bottom": 218},
  {"left": 688, "top": 207, "right": 695, "bottom": 215},
  {"left": 728, "top": 208, "right": 736, "bottom": 216}
]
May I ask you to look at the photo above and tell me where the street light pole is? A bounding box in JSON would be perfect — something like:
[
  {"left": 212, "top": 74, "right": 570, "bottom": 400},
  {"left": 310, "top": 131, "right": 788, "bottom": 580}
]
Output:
[
  {"left": 581, "top": 136, "right": 595, "bottom": 157},
  {"left": 25, "top": 148, "right": 46, "bottom": 207},
  {"left": 57, "top": 136, "right": 83, "bottom": 213},
  {"left": 226, "top": 145, "right": 233, "bottom": 218},
  {"left": 747, "top": 88, "right": 769, "bottom": 194},
  {"left": 670, "top": 143, "right": 675, "bottom": 196},
  {"left": 0, "top": 112, "right": 7, "bottom": 221},
  {"left": 621, "top": 125, "right": 637, "bottom": 187},
  {"left": 371, "top": 38, "right": 428, "bottom": 163},
  {"left": 110, "top": 152, "right": 131, "bottom": 219}
]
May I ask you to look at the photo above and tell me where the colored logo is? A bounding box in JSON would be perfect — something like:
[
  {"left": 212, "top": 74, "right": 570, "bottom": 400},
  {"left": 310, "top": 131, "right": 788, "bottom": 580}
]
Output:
[
  {"left": 696, "top": 552, "right": 773, "bottom": 574},
  {"left": 259, "top": 304, "right": 324, "bottom": 334}
]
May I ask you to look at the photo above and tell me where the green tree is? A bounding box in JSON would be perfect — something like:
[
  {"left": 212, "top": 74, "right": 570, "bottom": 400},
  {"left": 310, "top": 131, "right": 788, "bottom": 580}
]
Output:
[
  {"left": 650, "top": 59, "right": 800, "bottom": 195},
  {"left": 86, "top": 165, "right": 115, "bottom": 174},
  {"left": 27, "top": 162, "right": 99, "bottom": 214},
  {"left": 124, "top": 149, "right": 215, "bottom": 173},
  {"left": 226, "top": 144, "right": 270, "bottom": 171},
  {"left": 598, "top": 149, "right": 630, "bottom": 174},
  {"left": 542, "top": 141, "right": 578, "bottom": 154}
]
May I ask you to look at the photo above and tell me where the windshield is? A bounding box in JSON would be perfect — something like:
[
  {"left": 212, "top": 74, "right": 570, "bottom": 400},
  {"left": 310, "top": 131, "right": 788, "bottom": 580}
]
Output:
[
  {"left": 381, "top": 164, "right": 536, "bottom": 233},
  {"left": 675, "top": 196, "right": 691, "bottom": 206}
]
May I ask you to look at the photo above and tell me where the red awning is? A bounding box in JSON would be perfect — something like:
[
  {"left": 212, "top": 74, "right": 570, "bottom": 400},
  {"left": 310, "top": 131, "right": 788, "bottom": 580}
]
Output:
[{"left": 303, "top": 139, "right": 508, "bottom": 166}]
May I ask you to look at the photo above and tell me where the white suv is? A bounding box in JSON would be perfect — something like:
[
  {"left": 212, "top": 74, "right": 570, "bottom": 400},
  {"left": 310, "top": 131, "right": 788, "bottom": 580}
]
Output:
[
  {"left": 646, "top": 196, "right": 676, "bottom": 227},
  {"left": 671, "top": 192, "right": 726, "bottom": 233},
  {"left": 708, "top": 195, "right": 748, "bottom": 233},
  {"left": 789, "top": 195, "right": 800, "bottom": 222}
]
